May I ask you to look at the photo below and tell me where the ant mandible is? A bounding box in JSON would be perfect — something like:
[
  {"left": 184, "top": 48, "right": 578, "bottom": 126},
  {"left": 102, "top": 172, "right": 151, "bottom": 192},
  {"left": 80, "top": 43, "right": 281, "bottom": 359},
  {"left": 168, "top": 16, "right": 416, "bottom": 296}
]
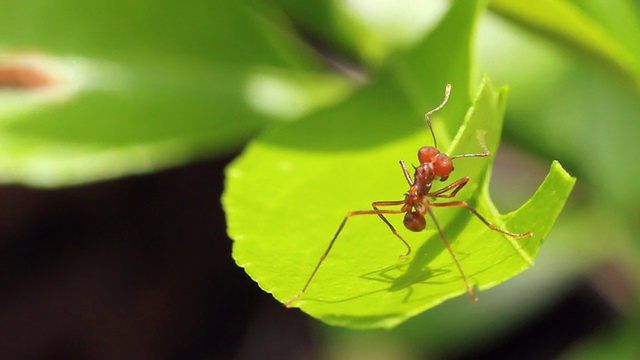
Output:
[{"left": 285, "top": 84, "right": 532, "bottom": 307}]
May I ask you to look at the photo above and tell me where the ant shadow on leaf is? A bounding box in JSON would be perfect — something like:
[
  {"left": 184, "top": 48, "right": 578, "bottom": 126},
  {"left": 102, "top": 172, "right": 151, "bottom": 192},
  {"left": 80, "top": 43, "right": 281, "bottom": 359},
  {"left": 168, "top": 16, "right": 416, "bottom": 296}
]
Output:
[{"left": 359, "top": 227, "right": 474, "bottom": 304}]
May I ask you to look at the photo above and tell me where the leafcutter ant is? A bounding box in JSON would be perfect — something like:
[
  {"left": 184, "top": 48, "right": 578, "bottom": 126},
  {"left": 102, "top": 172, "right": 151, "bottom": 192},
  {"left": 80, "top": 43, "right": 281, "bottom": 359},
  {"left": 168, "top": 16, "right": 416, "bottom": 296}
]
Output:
[{"left": 285, "top": 84, "right": 532, "bottom": 307}]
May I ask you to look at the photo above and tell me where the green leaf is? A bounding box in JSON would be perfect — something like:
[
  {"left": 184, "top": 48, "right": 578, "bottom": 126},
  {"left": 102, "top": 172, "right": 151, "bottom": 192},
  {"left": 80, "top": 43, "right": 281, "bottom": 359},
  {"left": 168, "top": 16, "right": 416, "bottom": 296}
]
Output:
[
  {"left": 0, "top": 0, "right": 350, "bottom": 187},
  {"left": 226, "top": 76, "right": 574, "bottom": 329},
  {"left": 488, "top": 0, "right": 640, "bottom": 90},
  {"left": 272, "top": 0, "right": 451, "bottom": 66},
  {"left": 224, "top": 1, "right": 575, "bottom": 329}
]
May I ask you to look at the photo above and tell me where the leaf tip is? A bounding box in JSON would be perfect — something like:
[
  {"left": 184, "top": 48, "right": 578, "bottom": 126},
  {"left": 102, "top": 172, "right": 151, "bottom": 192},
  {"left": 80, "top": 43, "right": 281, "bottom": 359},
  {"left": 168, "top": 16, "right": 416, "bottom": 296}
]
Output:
[{"left": 550, "top": 159, "right": 577, "bottom": 184}]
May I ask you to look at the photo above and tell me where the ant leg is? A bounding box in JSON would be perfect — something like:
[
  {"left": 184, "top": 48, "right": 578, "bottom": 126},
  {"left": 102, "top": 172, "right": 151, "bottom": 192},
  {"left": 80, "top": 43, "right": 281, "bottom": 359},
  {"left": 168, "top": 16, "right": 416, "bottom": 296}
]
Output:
[
  {"left": 428, "top": 176, "right": 470, "bottom": 198},
  {"left": 430, "top": 200, "right": 533, "bottom": 237},
  {"left": 373, "top": 201, "right": 412, "bottom": 258},
  {"left": 451, "top": 131, "right": 490, "bottom": 159},
  {"left": 285, "top": 205, "right": 405, "bottom": 307},
  {"left": 399, "top": 160, "right": 414, "bottom": 186},
  {"left": 425, "top": 207, "right": 477, "bottom": 302}
]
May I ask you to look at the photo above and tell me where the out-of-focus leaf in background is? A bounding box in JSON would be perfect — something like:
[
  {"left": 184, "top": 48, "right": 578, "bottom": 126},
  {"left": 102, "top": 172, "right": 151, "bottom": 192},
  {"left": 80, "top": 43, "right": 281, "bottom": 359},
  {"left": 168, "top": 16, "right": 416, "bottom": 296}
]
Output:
[
  {"left": 476, "top": 2, "right": 640, "bottom": 355},
  {"left": 0, "top": 0, "right": 353, "bottom": 186},
  {"left": 485, "top": 0, "right": 640, "bottom": 213},
  {"left": 489, "top": 0, "right": 640, "bottom": 89}
]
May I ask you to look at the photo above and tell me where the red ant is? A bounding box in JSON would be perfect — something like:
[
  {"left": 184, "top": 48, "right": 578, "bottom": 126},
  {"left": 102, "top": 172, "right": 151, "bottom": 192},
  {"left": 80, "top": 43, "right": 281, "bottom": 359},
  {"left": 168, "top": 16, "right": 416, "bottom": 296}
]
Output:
[{"left": 285, "top": 84, "right": 532, "bottom": 307}]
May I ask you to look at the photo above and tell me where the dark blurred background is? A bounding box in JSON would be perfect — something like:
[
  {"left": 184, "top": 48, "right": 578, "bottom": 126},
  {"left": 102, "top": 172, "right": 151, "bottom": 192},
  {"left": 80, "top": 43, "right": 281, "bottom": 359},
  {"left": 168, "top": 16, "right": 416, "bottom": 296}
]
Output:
[{"left": 0, "top": 155, "right": 315, "bottom": 359}]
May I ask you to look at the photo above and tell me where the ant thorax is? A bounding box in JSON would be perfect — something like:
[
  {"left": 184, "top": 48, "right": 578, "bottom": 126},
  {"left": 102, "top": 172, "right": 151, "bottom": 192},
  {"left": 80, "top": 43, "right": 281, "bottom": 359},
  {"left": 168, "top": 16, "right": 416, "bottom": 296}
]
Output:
[{"left": 412, "top": 165, "right": 436, "bottom": 197}]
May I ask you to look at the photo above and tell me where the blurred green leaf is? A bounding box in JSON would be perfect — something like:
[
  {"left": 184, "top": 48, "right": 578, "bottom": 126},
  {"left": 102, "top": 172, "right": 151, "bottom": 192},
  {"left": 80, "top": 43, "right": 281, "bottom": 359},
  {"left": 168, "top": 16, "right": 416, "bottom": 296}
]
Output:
[
  {"left": 0, "top": 0, "right": 352, "bottom": 186},
  {"left": 225, "top": 0, "right": 575, "bottom": 329},
  {"left": 0, "top": 0, "right": 314, "bottom": 65},
  {"left": 488, "top": 0, "right": 640, "bottom": 91},
  {"left": 273, "top": 0, "right": 451, "bottom": 66},
  {"left": 477, "top": 4, "right": 640, "bottom": 216}
]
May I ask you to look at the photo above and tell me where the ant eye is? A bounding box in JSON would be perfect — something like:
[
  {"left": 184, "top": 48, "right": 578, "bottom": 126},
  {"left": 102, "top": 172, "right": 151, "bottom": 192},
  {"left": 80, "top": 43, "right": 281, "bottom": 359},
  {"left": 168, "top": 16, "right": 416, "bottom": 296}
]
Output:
[
  {"left": 418, "top": 146, "right": 439, "bottom": 164},
  {"left": 434, "top": 155, "right": 453, "bottom": 178}
]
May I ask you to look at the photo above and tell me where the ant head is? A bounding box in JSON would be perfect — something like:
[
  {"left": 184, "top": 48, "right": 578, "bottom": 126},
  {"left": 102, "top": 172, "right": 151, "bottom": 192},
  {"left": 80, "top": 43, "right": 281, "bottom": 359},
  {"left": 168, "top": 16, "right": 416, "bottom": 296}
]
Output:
[
  {"left": 417, "top": 146, "right": 438, "bottom": 163},
  {"left": 418, "top": 146, "right": 454, "bottom": 181},
  {"left": 403, "top": 211, "right": 426, "bottom": 232}
]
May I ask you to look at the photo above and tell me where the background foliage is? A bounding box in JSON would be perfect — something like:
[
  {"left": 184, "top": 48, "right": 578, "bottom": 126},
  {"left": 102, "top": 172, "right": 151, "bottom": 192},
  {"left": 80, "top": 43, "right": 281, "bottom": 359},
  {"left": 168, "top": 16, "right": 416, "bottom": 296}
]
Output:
[{"left": 1, "top": 0, "right": 639, "bottom": 357}]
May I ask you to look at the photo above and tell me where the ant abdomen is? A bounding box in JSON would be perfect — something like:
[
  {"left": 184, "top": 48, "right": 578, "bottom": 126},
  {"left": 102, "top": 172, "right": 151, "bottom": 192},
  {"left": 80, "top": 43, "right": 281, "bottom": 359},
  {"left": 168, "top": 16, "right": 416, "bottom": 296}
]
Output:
[{"left": 403, "top": 211, "right": 426, "bottom": 232}]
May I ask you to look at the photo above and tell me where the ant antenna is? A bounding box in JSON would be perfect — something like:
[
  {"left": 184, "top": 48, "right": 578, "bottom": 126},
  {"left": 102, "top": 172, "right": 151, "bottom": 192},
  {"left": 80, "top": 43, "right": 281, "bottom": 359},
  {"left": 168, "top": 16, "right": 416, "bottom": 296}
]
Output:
[{"left": 424, "top": 84, "right": 451, "bottom": 149}]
